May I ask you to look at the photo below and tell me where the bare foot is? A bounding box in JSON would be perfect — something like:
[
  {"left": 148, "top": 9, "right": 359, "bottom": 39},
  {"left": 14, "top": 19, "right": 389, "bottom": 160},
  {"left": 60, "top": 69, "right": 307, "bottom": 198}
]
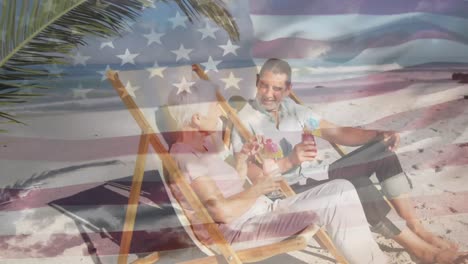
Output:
[
  {"left": 409, "top": 222, "right": 459, "bottom": 250},
  {"left": 454, "top": 253, "right": 468, "bottom": 264},
  {"left": 393, "top": 228, "right": 457, "bottom": 264},
  {"left": 417, "top": 248, "right": 458, "bottom": 264}
]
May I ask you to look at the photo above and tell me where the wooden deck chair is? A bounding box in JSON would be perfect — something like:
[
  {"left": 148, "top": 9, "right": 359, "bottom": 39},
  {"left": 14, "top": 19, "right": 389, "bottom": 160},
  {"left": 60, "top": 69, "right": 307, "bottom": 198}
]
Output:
[
  {"left": 191, "top": 65, "right": 349, "bottom": 264},
  {"left": 106, "top": 70, "right": 344, "bottom": 264}
]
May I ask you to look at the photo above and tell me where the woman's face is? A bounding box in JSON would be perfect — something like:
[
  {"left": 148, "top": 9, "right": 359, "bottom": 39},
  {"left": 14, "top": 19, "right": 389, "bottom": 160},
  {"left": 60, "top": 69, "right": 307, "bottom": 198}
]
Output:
[{"left": 197, "top": 102, "right": 223, "bottom": 134}]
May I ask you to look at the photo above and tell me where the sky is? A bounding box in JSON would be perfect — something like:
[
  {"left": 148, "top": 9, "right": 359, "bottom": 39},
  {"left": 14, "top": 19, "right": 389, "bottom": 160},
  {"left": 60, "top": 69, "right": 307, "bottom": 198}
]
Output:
[{"left": 7, "top": 0, "right": 468, "bottom": 105}]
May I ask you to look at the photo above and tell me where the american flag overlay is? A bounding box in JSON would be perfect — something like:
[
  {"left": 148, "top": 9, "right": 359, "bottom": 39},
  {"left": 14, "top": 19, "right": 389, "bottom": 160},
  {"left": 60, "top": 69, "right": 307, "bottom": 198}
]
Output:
[{"left": 0, "top": 0, "right": 467, "bottom": 263}]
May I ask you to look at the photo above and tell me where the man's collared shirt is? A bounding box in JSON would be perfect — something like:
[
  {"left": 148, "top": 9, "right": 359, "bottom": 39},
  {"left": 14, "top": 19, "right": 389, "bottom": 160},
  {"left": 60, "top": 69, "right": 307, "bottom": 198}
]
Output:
[{"left": 231, "top": 97, "right": 329, "bottom": 184}]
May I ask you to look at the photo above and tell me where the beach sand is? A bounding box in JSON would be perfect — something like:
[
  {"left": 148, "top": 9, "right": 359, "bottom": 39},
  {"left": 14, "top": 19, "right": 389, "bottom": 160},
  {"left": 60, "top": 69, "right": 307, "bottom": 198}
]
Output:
[{"left": 0, "top": 69, "right": 467, "bottom": 263}]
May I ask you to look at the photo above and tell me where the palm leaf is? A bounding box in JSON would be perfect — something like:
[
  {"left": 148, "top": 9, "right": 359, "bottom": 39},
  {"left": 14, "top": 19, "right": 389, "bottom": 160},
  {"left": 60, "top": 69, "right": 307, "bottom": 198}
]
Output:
[
  {"left": 0, "top": 0, "right": 144, "bottom": 124},
  {"left": 160, "top": 0, "right": 239, "bottom": 41},
  {"left": 0, "top": 0, "right": 239, "bottom": 127}
]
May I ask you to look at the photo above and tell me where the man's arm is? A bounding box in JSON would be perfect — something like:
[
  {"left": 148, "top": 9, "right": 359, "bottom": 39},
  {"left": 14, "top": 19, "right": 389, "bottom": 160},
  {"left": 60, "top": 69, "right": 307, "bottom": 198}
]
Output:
[{"left": 319, "top": 119, "right": 400, "bottom": 150}]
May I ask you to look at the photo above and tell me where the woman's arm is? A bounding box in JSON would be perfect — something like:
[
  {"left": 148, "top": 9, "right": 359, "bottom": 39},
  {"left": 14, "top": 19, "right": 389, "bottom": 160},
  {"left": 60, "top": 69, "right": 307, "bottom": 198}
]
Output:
[
  {"left": 191, "top": 175, "right": 279, "bottom": 223},
  {"left": 234, "top": 135, "right": 265, "bottom": 183},
  {"left": 235, "top": 153, "right": 250, "bottom": 182}
]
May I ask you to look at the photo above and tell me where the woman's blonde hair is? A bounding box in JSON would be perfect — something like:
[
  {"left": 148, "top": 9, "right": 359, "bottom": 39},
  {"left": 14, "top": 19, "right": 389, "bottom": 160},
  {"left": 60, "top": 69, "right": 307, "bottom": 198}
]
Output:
[{"left": 166, "top": 79, "right": 218, "bottom": 130}]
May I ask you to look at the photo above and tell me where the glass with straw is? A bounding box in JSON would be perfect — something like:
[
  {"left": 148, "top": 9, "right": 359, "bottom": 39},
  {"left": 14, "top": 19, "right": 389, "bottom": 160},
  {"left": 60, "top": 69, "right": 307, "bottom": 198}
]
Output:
[{"left": 261, "top": 139, "right": 285, "bottom": 199}]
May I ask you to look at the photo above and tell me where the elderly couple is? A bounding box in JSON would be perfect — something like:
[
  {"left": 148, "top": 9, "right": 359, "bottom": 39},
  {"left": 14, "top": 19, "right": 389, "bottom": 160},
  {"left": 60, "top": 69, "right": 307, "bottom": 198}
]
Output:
[{"left": 166, "top": 59, "right": 459, "bottom": 263}]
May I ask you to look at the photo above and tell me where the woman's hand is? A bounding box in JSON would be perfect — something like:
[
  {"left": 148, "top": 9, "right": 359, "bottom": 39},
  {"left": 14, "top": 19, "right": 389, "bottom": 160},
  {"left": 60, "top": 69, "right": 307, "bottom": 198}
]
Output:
[
  {"left": 240, "top": 135, "right": 264, "bottom": 157},
  {"left": 236, "top": 135, "right": 264, "bottom": 182},
  {"left": 251, "top": 175, "right": 281, "bottom": 196}
]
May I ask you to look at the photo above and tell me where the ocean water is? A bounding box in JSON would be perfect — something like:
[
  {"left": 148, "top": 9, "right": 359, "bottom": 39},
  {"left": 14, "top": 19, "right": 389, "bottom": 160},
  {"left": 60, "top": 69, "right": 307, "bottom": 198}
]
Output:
[{"left": 4, "top": 61, "right": 468, "bottom": 115}]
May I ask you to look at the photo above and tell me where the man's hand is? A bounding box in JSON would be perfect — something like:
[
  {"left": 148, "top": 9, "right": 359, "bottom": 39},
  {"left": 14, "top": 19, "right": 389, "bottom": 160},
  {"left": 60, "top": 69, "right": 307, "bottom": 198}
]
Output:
[
  {"left": 288, "top": 140, "right": 317, "bottom": 166},
  {"left": 381, "top": 131, "right": 400, "bottom": 152}
]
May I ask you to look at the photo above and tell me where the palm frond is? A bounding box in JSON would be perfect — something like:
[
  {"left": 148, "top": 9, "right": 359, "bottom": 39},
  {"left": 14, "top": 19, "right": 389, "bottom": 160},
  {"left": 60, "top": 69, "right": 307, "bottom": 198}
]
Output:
[
  {"left": 0, "top": 0, "right": 239, "bottom": 127},
  {"left": 0, "top": 0, "right": 145, "bottom": 124},
  {"left": 0, "top": 0, "right": 143, "bottom": 75},
  {"left": 161, "top": 0, "right": 239, "bottom": 41}
]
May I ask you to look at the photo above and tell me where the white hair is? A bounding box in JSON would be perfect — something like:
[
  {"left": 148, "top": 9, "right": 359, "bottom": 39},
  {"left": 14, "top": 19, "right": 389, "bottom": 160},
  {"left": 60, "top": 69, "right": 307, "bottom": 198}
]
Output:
[{"left": 166, "top": 79, "right": 218, "bottom": 130}]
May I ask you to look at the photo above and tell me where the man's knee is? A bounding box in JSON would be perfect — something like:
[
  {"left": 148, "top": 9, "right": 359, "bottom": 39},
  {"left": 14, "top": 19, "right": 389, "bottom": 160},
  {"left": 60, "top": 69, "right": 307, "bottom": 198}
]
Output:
[
  {"left": 325, "top": 179, "right": 360, "bottom": 202},
  {"left": 381, "top": 173, "right": 412, "bottom": 198},
  {"left": 327, "top": 179, "right": 355, "bottom": 190}
]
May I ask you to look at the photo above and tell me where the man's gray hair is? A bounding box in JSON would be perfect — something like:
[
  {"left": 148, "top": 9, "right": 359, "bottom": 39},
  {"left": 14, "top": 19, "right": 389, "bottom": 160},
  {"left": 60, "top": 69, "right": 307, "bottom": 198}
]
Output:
[
  {"left": 166, "top": 79, "right": 218, "bottom": 130},
  {"left": 259, "top": 58, "right": 292, "bottom": 85}
]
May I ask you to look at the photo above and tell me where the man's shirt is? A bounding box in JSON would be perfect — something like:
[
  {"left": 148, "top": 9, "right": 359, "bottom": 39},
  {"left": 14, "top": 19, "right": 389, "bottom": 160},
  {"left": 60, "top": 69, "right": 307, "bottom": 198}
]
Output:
[{"left": 231, "top": 97, "right": 329, "bottom": 184}]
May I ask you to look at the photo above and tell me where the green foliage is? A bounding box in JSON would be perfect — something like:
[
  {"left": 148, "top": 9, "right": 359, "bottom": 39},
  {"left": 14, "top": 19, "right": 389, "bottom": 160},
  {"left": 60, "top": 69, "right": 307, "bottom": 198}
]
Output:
[
  {"left": 0, "top": 0, "right": 238, "bottom": 127},
  {"left": 0, "top": 0, "right": 144, "bottom": 124}
]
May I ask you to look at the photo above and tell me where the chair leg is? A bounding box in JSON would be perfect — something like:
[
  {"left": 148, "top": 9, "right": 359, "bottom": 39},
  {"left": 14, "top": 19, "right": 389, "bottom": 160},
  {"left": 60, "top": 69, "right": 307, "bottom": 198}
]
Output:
[
  {"left": 313, "top": 228, "right": 349, "bottom": 264},
  {"left": 118, "top": 133, "right": 151, "bottom": 264},
  {"left": 131, "top": 252, "right": 160, "bottom": 264},
  {"left": 178, "top": 256, "right": 220, "bottom": 264}
]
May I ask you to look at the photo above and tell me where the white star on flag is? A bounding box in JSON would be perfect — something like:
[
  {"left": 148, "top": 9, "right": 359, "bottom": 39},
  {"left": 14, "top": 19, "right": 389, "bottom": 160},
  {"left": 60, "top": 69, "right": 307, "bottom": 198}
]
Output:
[
  {"left": 198, "top": 23, "right": 219, "bottom": 40},
  {"left": 146, "top": 62, "right": 166, "bottom": 78},
  {"left": 116, "top": 49, "right": 139, "bottom": 66},
  {"left": 72, "top": 52, "right": 91, "bottom": 66},
  {"left": 72, "top": 84, "right": 93, "bottom": 100},
  {"left": 171, "top": 44, "right": 192, "bottom": 61},
  {"left": 125, "top": 81, "right": 140, "bottom": 98},
  {"left": 174, "top": 77, "right": 195, "bottom": 94},
  {"left": 44, "top": 64, "right": 64, "bottom": 76},
  {"left": 97, "top": 65, "right": 113, "bottom": 81},
  {"left": 169, "top": 12, "right": 188, "bottom": 29},
  {"left": 221, "top": 72, "right": 242, "bottom": 90},
  {"left": 201, "top": 56, "right": 221, "bottom": 72},
  {"left": 95, "top": 0, "right": 110, "bottom": 8},
  {"left": 100, "top": 39, "right": 115, "bottom": 49},
  {"left": 143, "top": 29, "right": 164, "bottom": 46},
  {"left": 219, "top": 40, "right": 240, "bottom": 56},
  {"left": 140, "top": 0, "right": 156, "bottom": 9}
]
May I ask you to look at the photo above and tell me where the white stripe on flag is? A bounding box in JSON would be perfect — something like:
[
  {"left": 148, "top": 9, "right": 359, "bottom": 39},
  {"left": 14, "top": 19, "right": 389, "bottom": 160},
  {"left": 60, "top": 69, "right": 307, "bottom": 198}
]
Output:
[{"left": 251, "top": 13, "right": 468, "bottom": 41}]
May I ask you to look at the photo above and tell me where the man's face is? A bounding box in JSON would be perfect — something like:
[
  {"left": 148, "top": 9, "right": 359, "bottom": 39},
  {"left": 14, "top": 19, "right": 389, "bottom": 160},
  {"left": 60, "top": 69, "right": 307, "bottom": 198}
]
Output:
[{"left": 255, "top": 70, "right": 291, "bottom": 112}]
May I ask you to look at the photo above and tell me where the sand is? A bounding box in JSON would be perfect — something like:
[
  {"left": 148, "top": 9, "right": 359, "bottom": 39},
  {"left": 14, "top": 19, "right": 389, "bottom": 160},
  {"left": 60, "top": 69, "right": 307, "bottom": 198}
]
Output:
[{"left": 0, "top": 68, "right": 467, "bottom": 263}]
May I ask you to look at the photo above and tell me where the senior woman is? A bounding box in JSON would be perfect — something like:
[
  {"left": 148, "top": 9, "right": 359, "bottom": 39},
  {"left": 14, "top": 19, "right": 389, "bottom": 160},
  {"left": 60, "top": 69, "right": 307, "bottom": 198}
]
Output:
[{"left": 165, "top": 79, "right": 388, "bottom": 264}]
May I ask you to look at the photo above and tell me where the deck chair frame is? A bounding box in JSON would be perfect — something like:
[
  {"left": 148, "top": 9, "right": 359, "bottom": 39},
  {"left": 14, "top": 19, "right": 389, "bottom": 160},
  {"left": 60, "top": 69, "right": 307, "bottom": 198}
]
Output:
[{"left": 107, "top": 70, "right": 344, "bottom": 264}]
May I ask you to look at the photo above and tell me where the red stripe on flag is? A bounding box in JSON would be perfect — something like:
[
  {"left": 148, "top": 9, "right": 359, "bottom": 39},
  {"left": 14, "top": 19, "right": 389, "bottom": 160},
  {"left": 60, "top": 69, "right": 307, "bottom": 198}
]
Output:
[
  {"left": 0, "top": 135, "right": 143, "bottom": 162},
  {"left": 2, "top": 192, "right": 468, "bottom": 259},
  {"left": 0, "top": 229, "right": 193, "bottom": 258},
  {"left": 253, "top": 31, "right": 461, "bottom": 59},
  {"left": 294, "top": 80, "right": 411, "bottom": 103},
  {"left": 1, "top": 142, "right": 467, "bottom": 211},
  {"left": 366, "top": 98, "right": 467, "bottom": 131},
  {"left": 249, "top": 0, "right": 467, "bottom": 16}
]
